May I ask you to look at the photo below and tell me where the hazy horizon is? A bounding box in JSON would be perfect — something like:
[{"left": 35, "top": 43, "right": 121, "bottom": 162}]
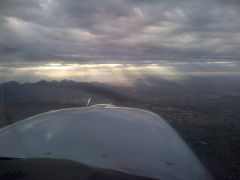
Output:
[{"left": 0, "top": 60, "right": 240, "bottom": 84}]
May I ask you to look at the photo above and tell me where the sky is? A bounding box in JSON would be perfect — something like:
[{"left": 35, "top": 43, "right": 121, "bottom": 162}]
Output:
[{"left": 0, "top": 0, "right": 240, "bottom": 83}]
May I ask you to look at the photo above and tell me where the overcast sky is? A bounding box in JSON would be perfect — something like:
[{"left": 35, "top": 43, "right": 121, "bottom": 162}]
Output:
[{"left": 0, "top": 0, "right": 240, "bottom": 65}]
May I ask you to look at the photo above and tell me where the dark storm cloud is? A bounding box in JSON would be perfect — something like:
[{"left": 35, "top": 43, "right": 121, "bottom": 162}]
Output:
[{"left": 0, "top": 0, "right": 240, "bottom": 64}]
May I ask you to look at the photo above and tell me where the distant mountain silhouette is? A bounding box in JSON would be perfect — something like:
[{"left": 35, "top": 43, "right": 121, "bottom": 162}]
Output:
[{"left": 0, "top": 80, "right": 126, "bottom": 105}]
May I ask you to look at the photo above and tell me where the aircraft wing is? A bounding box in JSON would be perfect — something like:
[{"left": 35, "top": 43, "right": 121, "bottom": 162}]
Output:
[{"left": 0, "top": 104, "right": 213, "bottom": 180}]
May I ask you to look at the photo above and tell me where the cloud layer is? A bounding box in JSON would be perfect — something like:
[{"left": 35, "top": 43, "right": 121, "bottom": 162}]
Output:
[{"left": 0, "top": 0, "right": 240, "bottom": 64}]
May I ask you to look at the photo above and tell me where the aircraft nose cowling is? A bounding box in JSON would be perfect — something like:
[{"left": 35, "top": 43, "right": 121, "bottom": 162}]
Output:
[{"left": 0, "top": 104, "right": 213, "bottom": 180}]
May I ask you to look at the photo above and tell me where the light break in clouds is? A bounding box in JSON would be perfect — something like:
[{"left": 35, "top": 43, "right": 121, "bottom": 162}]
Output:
[{"left": 0, "top": 0, "right": 240, "bottom": 83}]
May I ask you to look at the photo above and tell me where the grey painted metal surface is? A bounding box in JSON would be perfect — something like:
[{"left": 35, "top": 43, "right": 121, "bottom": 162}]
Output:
[{"left": 0, "top": 104, "right": 212, "bottom": 180}]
